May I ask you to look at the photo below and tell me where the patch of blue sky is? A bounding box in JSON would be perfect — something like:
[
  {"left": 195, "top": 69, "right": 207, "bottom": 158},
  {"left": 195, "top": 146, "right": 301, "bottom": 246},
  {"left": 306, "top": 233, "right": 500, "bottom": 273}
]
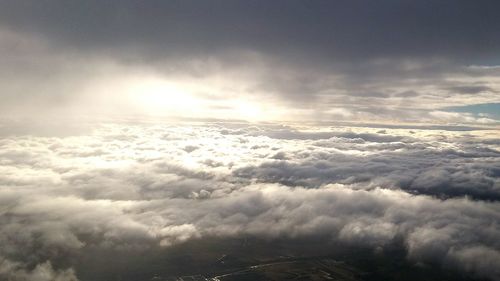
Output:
[{"left": 443, "top": 103, "right": 500, "bottom": 120}]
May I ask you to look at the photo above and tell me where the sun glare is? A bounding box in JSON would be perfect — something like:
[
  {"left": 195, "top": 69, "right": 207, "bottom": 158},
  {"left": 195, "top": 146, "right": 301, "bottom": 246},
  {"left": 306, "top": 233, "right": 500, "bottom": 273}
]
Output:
[
  {"left": 119, "top": 76, "right": 274, "bottom": 121},
  {"left": 127, "top": 78, "right": 202, "bottom": 117},
  {"left": 234, "top": 102, "right": 263, "bottom": 120},
  {"left": 88, "top": 73, "right": 284, "bottom": 122}
]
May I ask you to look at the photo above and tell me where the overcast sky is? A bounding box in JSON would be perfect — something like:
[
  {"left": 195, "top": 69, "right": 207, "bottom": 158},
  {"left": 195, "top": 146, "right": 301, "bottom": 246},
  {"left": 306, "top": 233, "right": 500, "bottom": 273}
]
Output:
[{"left": 1, "top": 0, "right": 499, "bottom": 124}]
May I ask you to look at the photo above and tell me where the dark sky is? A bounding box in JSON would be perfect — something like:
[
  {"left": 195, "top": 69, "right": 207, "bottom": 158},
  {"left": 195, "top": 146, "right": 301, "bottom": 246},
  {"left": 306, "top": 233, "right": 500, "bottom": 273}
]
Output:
[
  {"left": 2, "top": 0, "right": 500, "bottom": 61},
  {"left": 1, "top": 0, "right": 499, "bottom": 123}
]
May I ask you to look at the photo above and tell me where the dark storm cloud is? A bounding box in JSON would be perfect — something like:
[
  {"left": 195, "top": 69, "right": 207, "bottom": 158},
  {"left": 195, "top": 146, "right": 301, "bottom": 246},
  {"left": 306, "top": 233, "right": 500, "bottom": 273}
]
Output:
[
  {"left": 1, "top": 0, "right": 499, "bottom": 62},
  {"left": 1, "top": 0, "right": 500, "bottom": 122}
]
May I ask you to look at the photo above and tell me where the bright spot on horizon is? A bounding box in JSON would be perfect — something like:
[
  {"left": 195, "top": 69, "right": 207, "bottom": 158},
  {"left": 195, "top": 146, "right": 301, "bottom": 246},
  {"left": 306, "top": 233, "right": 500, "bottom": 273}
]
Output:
[
  {"left": 107, "top": 75, "right": 280, "bottom": 122},
  {"left": 126, "top": 77, "right": 203, "bottom": 116}
]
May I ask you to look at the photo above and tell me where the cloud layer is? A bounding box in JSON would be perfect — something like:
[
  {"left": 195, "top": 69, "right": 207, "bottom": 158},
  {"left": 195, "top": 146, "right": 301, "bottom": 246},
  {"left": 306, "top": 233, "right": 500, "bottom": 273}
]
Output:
[
  {"left": 0, "top": 1, "right": 499, "bottom": 123},
  {"left": 0, "top": 121, "right": 499, "bottom": 280}
]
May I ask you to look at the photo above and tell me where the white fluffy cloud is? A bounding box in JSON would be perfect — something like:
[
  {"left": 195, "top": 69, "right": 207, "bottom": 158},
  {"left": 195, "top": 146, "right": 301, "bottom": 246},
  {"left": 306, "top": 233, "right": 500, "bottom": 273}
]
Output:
[{"left": 0, "top": 121, "right": 499, "bottom": 280}]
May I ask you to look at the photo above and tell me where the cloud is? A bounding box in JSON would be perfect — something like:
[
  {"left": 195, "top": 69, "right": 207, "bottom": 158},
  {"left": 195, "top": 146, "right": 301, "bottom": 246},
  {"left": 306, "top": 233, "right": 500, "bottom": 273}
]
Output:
[
  {"left": 1, "top": 2, "right": 500, "bottom": 123},
  {"left": 1, "top": 1, "right": 499, "bottom": 61},
  {"left": 429, "top": 111, "right": 497, "bottom": 124},
  {"left": 234, "top": 127, "right": 500, "bottom": 200},
  {"left": 0, "top": 259, "right": 78, "bottom": 281},
  {"left": 445, "top": 85, "right": 497, "bottom": 95},
  {"left": 1, "top": 2, "right": 499, "bottom": 279},
  {"left": 0, "top": 122, "right": 499, "bottom": 279}
]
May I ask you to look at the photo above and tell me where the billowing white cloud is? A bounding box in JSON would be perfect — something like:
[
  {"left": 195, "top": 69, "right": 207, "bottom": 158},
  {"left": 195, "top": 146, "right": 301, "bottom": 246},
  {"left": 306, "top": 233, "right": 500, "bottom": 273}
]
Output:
[{"left": 0, "top": 121, "right": 499, "bottom": 279}]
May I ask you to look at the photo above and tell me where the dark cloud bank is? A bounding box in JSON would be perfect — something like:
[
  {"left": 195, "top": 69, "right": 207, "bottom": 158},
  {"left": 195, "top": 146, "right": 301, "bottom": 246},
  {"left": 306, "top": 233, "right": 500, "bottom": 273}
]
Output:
[
  {"left": 0, "top": 122, "right": 499, "bottom": 280},
  {"left": 2, "top": 0, "right": 499, "bottom": 61},
  {"left": 0, "top": 1, "right": 500, "bottom": 122}
]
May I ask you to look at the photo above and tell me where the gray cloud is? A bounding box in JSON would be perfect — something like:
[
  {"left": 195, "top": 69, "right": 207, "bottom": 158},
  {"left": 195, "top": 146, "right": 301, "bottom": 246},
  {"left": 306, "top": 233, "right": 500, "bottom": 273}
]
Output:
[
  {"left": 445, "top": 85, "right": 497, "bottom": 95},
  {"left": 1, "top": 1, "right": 500, "bottom": 123},
  {"left": 1, "top": 1, "right": 499, "bottom": 62},
  {"left": 0, "top": 259, "right": 78, "bottom": 281}
]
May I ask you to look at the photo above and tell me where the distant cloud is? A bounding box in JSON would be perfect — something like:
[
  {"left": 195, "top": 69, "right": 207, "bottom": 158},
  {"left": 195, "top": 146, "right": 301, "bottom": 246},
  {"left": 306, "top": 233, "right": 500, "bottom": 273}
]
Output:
[{"left": 445, "top": 85, "right": 496, "bottom": 95}]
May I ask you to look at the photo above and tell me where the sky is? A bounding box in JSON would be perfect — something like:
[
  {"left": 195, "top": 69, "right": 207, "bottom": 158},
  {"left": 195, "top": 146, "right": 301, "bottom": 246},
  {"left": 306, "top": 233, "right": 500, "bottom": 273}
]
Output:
[
  {"left": 0, "top": 1, "right": 500, "bottom": 281},
  {"left": 0, "top": 0, "right": 499, "bottom": 125}
]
